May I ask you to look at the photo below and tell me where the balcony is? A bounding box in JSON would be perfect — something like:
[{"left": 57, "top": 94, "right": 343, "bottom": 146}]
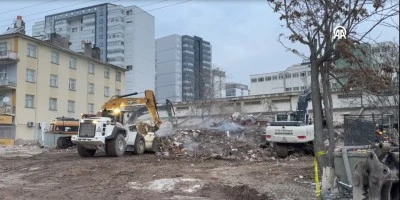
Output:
[
  {"left": 0, "top": 105, "right": 15, "bottom": 116},
  {"left": 0, "top": 78, "right": 16, "bottom": 89},
  {"left": 0, "top": 51, "right": 18, "bottom": 65}
]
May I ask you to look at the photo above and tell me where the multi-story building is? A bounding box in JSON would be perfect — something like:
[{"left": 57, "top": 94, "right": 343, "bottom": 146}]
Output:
[
  {"left": 212, "top": 69, "right": 226, "bottom": 99},
  {"left": 155, "top": 34, "right": 212, "bottom": 103},
  {"left": 250, "top": 62, "right": 314, "bottom": 95},
  {"left": 32, "top": 3, "right": 155, "bottom": 93},
  {"left": 0, "top": 32, "right": 126, "bottom": 145},
  {"left": 226, "top": 82, "right": 249, "bottom": 97}
]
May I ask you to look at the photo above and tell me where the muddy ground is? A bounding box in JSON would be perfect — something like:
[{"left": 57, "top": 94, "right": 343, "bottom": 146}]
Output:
[{"left": 0, "top": 146, "right": 316, "bottom": 200}]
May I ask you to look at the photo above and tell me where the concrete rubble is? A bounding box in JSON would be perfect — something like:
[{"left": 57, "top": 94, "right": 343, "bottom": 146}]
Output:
[{"left": 153, "top": 120, "right": 274, "bottom": 161}]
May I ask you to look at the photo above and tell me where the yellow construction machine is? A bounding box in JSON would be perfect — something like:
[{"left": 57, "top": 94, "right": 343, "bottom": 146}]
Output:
[{"left": 71, "top": 90, "right": 172, "bottom": 157}]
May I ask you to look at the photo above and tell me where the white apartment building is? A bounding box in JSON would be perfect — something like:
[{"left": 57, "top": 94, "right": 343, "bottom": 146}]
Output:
[
  {"left": 32, "top": 3, "right": 155, "bottom": 94},
  {"left": 250, "top": 63, "right": 313, "bottom": 95}
]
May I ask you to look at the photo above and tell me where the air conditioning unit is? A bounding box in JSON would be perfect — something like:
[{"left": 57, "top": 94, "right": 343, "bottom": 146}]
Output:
[{"left": 27, "top": 121, "right": 34, "bottom": 127}]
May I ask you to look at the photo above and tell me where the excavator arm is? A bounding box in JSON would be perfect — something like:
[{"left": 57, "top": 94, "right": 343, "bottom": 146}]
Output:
[{"left": 99, "top": 90, "right": 162, "bottom": 128}]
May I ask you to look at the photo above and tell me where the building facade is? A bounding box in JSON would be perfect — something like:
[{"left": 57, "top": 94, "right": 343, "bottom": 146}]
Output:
[
  {"left": 212, "top": 69, "right": 226, "bottom": 99},
  {"left": 250, "top": 62, "right": 314, "bottom": 95},
  {"left": 32, "top": 3, "right": 155, "bottom": 93},
  {"left": 0, "top": 33, "right": 125, "bottom": 145},
  {"left": 155, "top": 34, "right": 212, "bottom": 103},
  {"left": 226, "top": 82, "right": 250, "bottom": 97}
]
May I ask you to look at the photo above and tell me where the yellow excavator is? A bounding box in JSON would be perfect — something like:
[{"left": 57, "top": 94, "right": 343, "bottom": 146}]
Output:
[
  {"left": 70, "top": 90, "right": 173, "bottom": 157},
  {"left": 48, "top": 90, "right": 173, "bottom": 149}
]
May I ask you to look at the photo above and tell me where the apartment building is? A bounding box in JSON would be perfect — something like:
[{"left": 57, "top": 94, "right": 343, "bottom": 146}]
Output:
[
  {"left": 0, "top": 32, "right": 126, "bottom": 145},
  {"left": 32, "top": 3, "right": 155, "bottom": 93},
  {"left": 226, "top": 82, "right": 250, "bottom": 97},
  {"left": 212, "top": 69, "right": 226, "bottom": 99},
  {"left": 155, "top": 34, "right": 212, "bottom": 103},
  {"left": 250, "top": 62, "right": 314, "bottom": 95}
]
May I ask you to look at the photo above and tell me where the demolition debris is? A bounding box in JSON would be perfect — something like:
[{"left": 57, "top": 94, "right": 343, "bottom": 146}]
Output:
[{"left": 154, "top": 123, "right": 274, "bottom": 161}]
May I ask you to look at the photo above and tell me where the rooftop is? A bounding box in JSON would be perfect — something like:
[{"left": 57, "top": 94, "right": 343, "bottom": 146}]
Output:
[{"left": 0, "top": 32, "right": 127, "bottom": 71}]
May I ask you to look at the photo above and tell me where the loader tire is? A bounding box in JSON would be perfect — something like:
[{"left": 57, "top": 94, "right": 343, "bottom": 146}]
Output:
[
  {"left": 107, "top": 133, "right": 126, "bottom": 157},
  {"left": 133, "top": 134, "right": 145, "bottom": 155},
  {"left": 276, "top": 143, "right": 289, "bottom": 158},
  {"left": 57, "top": 137, "right": 73, "bottom": 149},
  {"left": 77, "top": 146, "right": 96, "bottom": 157}
]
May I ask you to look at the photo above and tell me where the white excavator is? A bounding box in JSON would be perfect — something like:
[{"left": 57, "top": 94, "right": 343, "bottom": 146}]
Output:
[
  {"left": 265, "top": 87, "right": 315, "bottom": 158},
  {"left": 71, "top": 90, "right": 164, "bottom": 157}
]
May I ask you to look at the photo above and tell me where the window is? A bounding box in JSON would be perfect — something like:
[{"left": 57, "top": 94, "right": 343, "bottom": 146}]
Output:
[
  {"left": 301, "top": 86, "right": 307, "bottom": 90},
  {"left": 115, "top": 89, "right": 121, "bottom": 95},
  {"left": 69, "top": 57, "right": 77, "bottom": 69},
  {"left": 258, "top": 77, "right": 264, "bottom": 82},
  {"left": 307, "top": 71, "right": 311, "bottom": 76},
  {"left": 0, "top": 42, "right": 6, "bottom": 56},
  {"left": 69, "top": 79, "right": 76, "bottom": 91},
  {"left": 285, "top": 88, "right": 292, "bottom": 92},
  {"left": 51, "top": 51, "right": 59, "bottom": 64},
  {"left": 27, "top": 44, "right": 37, "bottom": 58},
  {"left": 25, "top": 95, "right": 34, "bottom": 108},
  {"left": 50, "top": 74, "right": 58, "bottom": 87},
  {"left": 104, "top": 68, "right": 110, "bottom": 78},
  {"left": 293, "top": 87, "right": 300, "bottom": 91},
  {"left": 68, "top": 101, "right": 75, "bottom": 113},
  {"left": 88, "top": 103, "right": 94, "bottom": 113},
  {"left": 88, "top": 83, "right": 94, "bottom": 94},
  {"left": 300, "top": 72, "right": 306, "bottom": 77},
  {"left": 278, "top": 74, "right": 284, "bottom": 80},
  {"left": 293, "top": 73, "right": 299, "bottom": 78},
  {"left": 116, "top": 71, "right": 121, "bottom": 81},
  {"left": 266, "top": 76, "right": 271, "bottom": 81},
  {"left": 251, "top": 78, "right": 257, "bottom": 83},
  {"left": 26, "top": 69, "right": 36, "bottom": 82},
  {"left": 104, "top": 86, "right": 109, "bottom": 97},
  {"left": 126, "top": 10, "right": 132, "bottom": 15},
  {"left": 72, "top": 27, "right": 77, "bottom": 32},
  {"left": 272, "top": 75, "right": 278, "bottom": 80},
  {"left": 285, "top": 74, "right": 291, "bottom": 79},
  {"left": 49, "top": 98, "right": 57, "bottom": 111},
  {"left": 88, "top": 63, "right": 95, "bottom": 74}
]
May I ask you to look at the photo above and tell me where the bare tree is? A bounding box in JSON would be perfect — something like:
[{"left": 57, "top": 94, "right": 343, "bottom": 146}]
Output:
[
  {"left": 334, "top": 41, "right": 399, "bottom": 124},
  {"left": 267, "top": 0, "right": 399, "bottom": 193}
]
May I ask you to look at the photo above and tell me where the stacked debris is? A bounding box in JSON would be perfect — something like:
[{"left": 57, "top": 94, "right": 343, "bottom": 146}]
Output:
[{"left": 154, "top": 125, "right": 274, "bottom": 161}]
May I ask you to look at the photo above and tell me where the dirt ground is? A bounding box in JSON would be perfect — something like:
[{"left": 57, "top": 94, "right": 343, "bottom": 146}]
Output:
[{"left": 0, "top": 146, "right": 316, "bottom": 200}]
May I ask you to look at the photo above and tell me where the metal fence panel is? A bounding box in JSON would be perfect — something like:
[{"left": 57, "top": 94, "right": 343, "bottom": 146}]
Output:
[{"left": 344, "top": 115, "right": 376, "bottom": 146}]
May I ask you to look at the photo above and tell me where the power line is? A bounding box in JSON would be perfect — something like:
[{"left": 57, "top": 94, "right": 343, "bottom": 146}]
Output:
[
  {"left": 0, "top": 0, "right": 59, "bottom": 16},
  {"left": 22, "top": 0, "right": 191, "bottom": 34},
  {"left": 0, "top": 0, "right": 172, "bottom": 28},
  {"left": 0, "top": 0, "right": 99, "bottom": 25}
]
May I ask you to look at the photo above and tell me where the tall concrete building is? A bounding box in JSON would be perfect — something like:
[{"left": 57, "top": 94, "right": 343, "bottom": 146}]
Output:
[
  {"left": 32, "top": 3, "right": 155, "bottom": 93},
  {"left": 155, "top": 34, "right": 212, "bottom": 103},
  {"left": 0, "top": 32, "right": 125, "bottom": 145}
]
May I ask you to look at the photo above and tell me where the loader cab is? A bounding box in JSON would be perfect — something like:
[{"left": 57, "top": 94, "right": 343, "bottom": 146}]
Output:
[{"left": 100, "top": 109, "right": 125, "bottom": 124}]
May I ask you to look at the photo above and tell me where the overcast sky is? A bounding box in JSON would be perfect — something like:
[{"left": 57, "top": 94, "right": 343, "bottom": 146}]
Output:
[{"left": 1, "top": 0, "right": 398, "bottom": 86}]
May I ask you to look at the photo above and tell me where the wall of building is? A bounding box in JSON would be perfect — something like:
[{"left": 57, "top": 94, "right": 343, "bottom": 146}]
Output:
[
  {"left": 0, "top": 35, "right": 125, "bottom": 144},
  {"left": 125, "top": 6, "right": 155, "bottom": 93},
  {"left": 250, "top": 63, "right": 312, "bottom": 95},
  {"left": 155, "top": 34, "right": 183, "bottom": 103},
  {"left": 31, "top": 3, "right": 155, "bottom": 94}
]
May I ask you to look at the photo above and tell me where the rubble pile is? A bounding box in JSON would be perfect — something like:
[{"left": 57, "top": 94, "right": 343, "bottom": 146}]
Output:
[{"left": 154, "top": 125, "right": 274, "bottom": 161}]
